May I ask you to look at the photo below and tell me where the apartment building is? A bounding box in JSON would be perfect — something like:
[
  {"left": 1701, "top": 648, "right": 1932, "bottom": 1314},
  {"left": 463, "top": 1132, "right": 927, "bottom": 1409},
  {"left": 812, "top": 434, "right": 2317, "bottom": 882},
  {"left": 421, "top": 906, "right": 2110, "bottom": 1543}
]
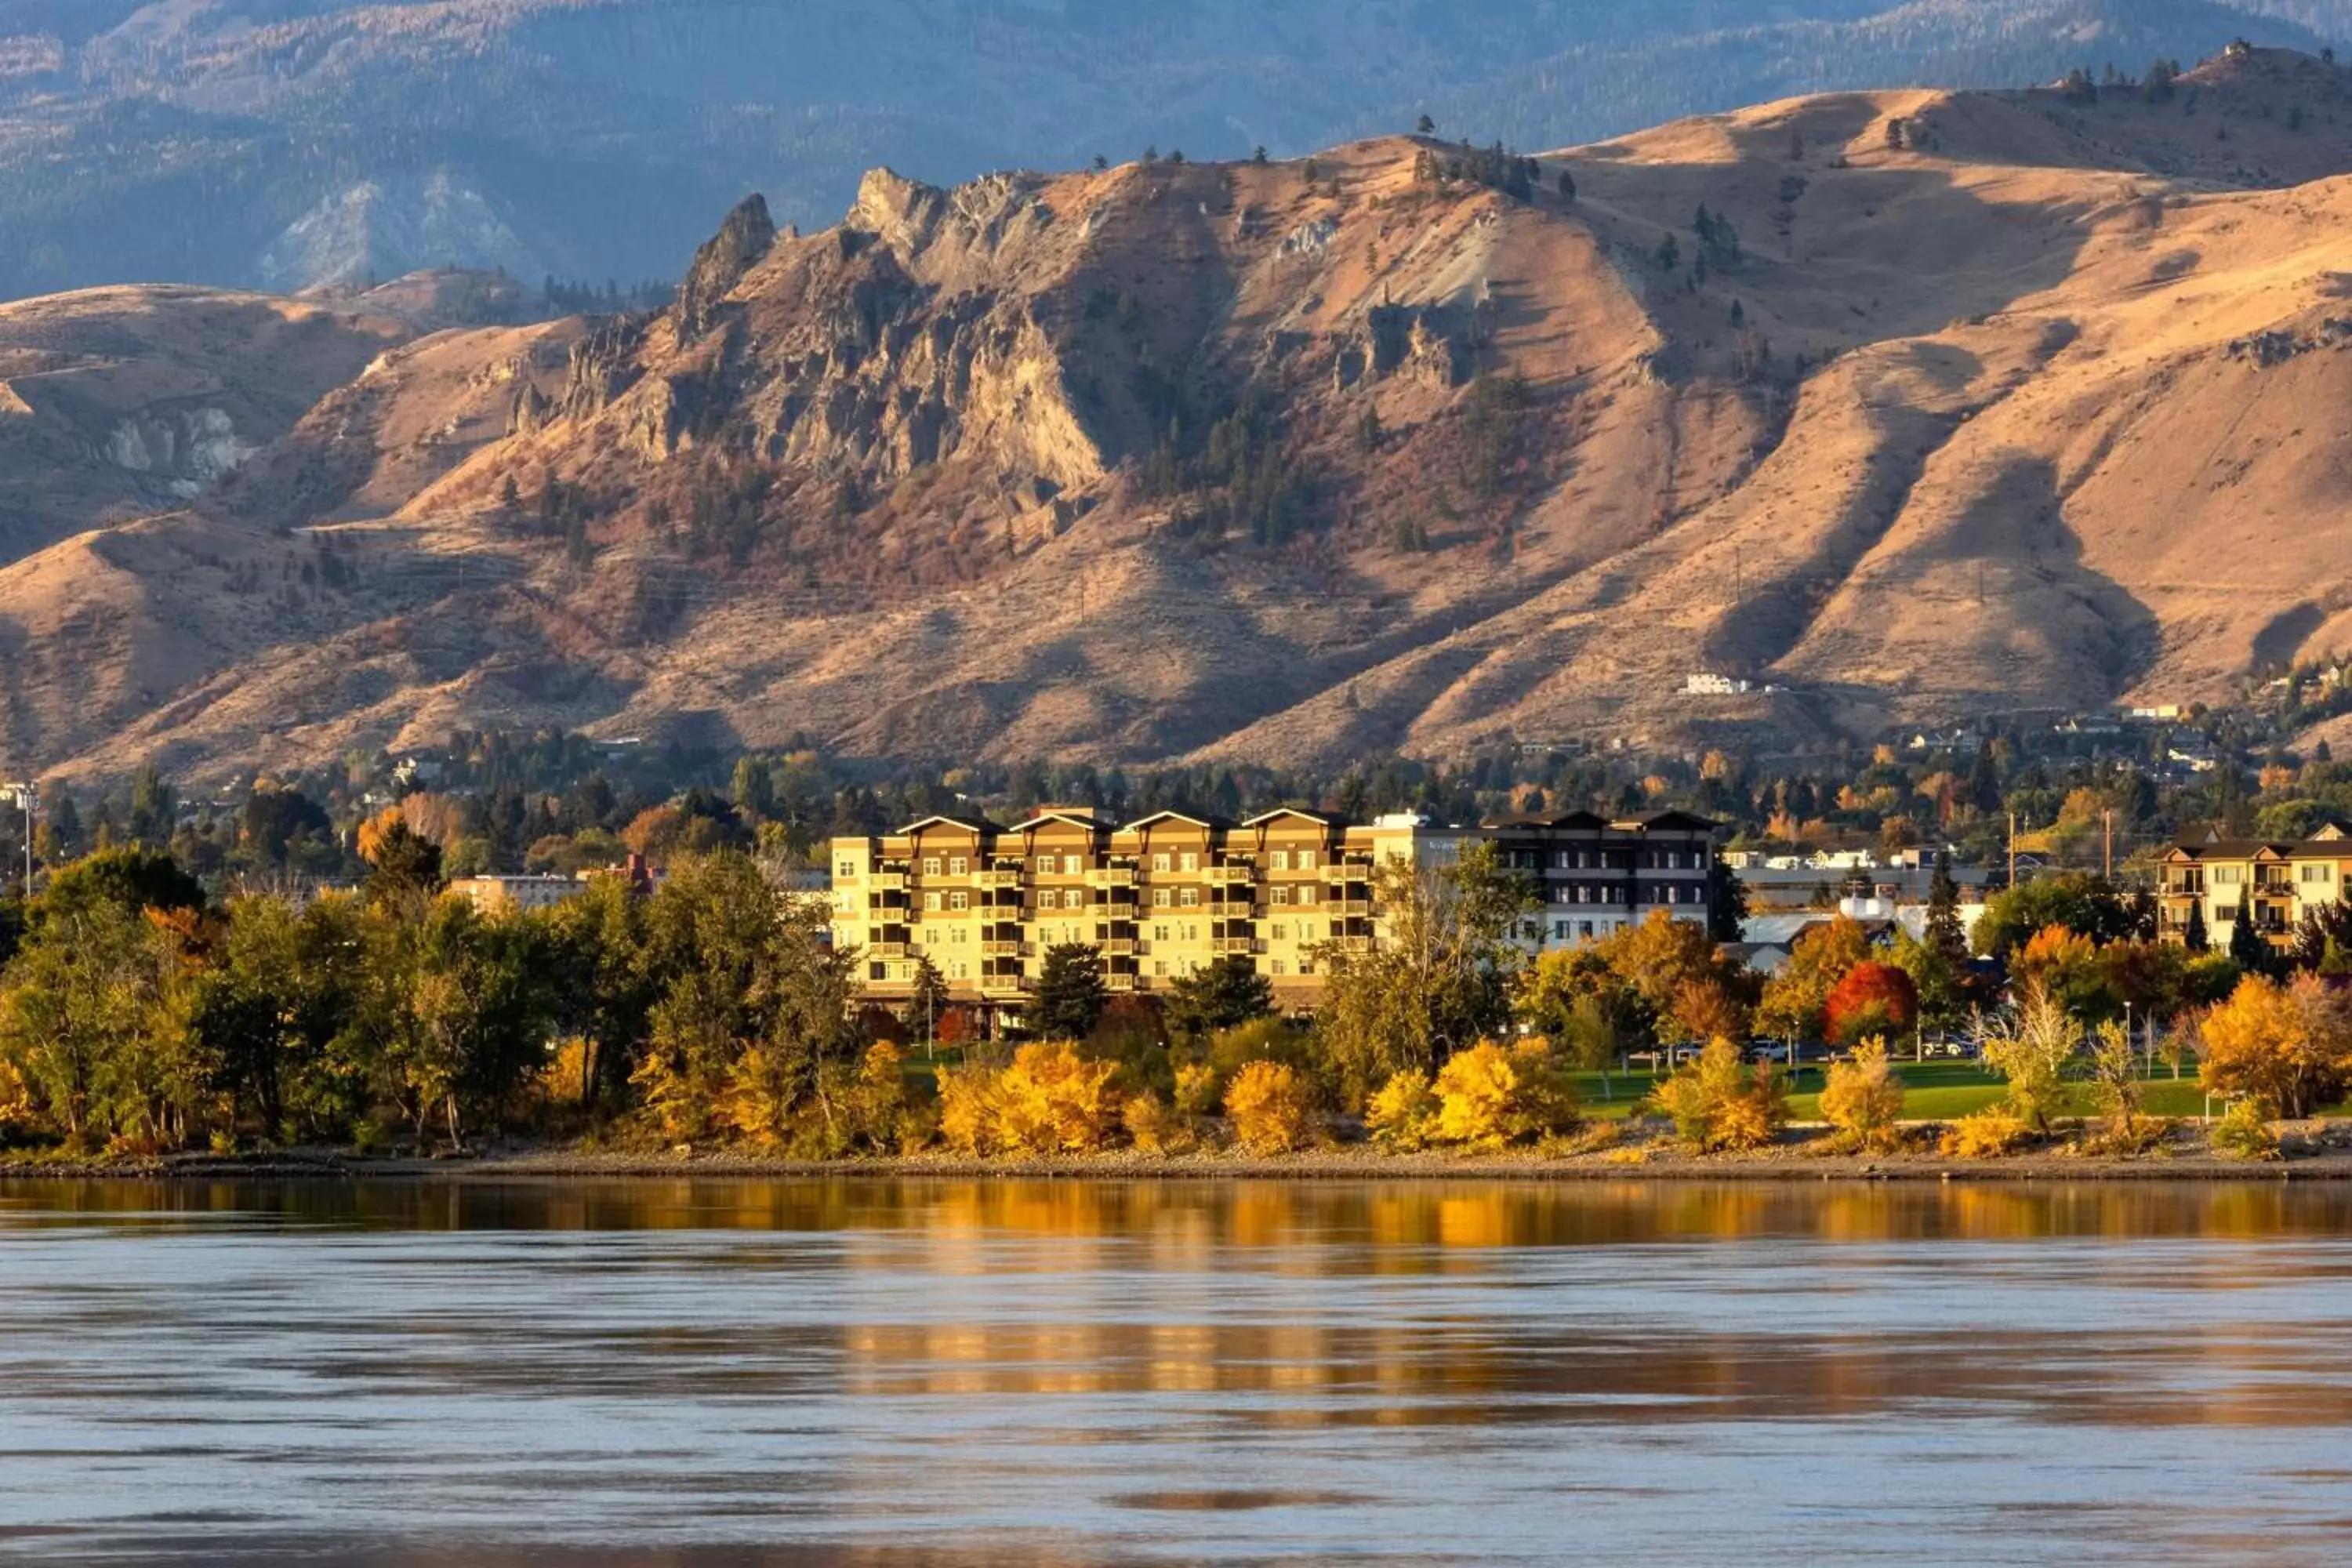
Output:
[
  {"left": 2158, "top": 826, "right": 2352, "bottom": 953},
  {"left": 829, "top": 807, "right": 1717, "bottom": 1019}
]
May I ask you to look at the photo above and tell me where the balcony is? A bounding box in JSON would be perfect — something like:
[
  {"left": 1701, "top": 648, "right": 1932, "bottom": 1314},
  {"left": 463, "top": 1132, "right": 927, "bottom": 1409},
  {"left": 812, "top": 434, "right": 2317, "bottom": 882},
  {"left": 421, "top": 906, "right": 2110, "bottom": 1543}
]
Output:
[
  {"left": 1105, "top": 974, "right": 1138, "bottom": 992},
  {"left": 1207, "top": 863, "right": 1258, "bottom": 885},
  {"left": 978, "top": 869, "right": 1021, "bottom": 889},
  {"left": 1087, "top": 866, "right": 1138, "bottom": 888},
  {"left": 982, "top": 940, "right": 1021, "bottom": 956},
  {"left": 2161, "top": 883, "right": 2204, "bottom": 899},
  {"left": 1212, "top": 937, "right": 1261, "bottom": 955},
  {"left": 1330, "top": 897, "right": 1371, "bottom": 916},
  {"left": 869, "top": 942, "right": 909, "bottom": 959},
  {"left": 1105, "top": 939, "right": 1138, "bottom": 956},
  {"left": 869, "top": 873, "right": 907, "bottom": 892}
]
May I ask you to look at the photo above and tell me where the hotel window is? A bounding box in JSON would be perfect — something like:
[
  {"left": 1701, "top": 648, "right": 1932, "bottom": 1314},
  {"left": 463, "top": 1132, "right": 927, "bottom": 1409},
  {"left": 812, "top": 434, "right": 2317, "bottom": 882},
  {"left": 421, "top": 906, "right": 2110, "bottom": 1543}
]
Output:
[
  {"left": 1065, "top": 887, "right": 1086, "bottom": 908},
  {"left": 837, "top": 859, "right": 857, "bottom": 879},
  {"left": 2214, "top": 866, "right": 2243, "bottom": 885},
  {"left": 1153, "top": 925, "right": 1170, "bottom": 942},
  {"left": 1152, "top": 887, "right": 1172, "bottom": 908},
  {"left": 1271, "top": 850, "right": 1291, "bottom": 870},
  {"left": 923, "top": 892, "right": 942, "bottom": 912},
  {"left": 949, "top": 891, "right": 969, "bottom": 911},
  {"left": 1063, "top": 855, "right": 1083, "bottom": 874},
  {"left": 1185, "top": 924, "right": 1200, "bottom": 941},
  {"left": 1272, "top": 924, "right": 1287, "bottom": 941},
  {"left": 1155, "top": 960, "right": 1169, "bottom": 976},
  {"left": 1180, "top": 888, "right": 1200, "bottom": 908},
  {"left": 1298, "top": 960, "right": 1316, "bottom": 976},
  {"left": 1039, "top": 890, "right": 1059, "bottom": 909},
  {"left": 1270, "top": 886, "right": 1291, "bottom": 906},
  {"left": 1152, "top": 853, "right": 1172, "bottom": 873},
  {"left": 922, "top": 857, "right": 942, "bottom": 876},
  {"left": 1272, "top": 959, "right": 1287, "bottom": 976},
  {"left": 2303, "top": 865, "right": 2335, "bottom": 884},
  {"left": 1298, "top": 851, "right": 1317, "bottom": 870},
  {"left": 1295, "top": 884, "right": 1316, "bottom": 905},
  {"left": 1299, "top": 924, "right": 1316, "bottom": 942},
  {"left": 1180, "top": 851, "right": 1200, "bottom": 872},
  {"left": 952, "top": 962, "right": 968, "bottom": 979}
]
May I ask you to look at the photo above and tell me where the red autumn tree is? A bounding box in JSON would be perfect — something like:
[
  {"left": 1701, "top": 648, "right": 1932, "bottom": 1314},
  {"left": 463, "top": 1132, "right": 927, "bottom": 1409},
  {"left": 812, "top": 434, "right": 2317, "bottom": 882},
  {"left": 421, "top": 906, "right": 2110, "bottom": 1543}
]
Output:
[{"left": 1823, "top": 960, "right": 1920, "bottom": 1045}]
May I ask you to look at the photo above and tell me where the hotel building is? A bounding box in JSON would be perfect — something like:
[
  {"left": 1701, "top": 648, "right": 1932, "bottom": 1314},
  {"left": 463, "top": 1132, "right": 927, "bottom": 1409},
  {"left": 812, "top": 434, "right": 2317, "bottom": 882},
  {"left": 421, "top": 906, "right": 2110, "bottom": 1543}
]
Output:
[
  {"left": 828, "top": 808, "right": 1718, "bottom": 1019},
  {"left": 2158, "top": 826, "right": 2352, "bottom": 954}
]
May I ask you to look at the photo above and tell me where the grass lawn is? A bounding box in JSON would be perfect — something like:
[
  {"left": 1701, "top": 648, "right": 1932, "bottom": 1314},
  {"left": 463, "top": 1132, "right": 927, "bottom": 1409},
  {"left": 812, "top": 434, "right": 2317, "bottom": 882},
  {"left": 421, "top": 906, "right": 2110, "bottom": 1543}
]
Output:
[{"left": 1569, "top": 1060, "right": 2220, "bottom": 1123}]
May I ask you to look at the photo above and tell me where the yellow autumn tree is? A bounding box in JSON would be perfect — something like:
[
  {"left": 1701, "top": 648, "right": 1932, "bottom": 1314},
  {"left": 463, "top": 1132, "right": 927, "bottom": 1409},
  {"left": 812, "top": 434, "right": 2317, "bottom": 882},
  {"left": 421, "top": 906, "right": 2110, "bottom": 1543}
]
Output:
[
  {"left": 2200, "top": 973, "right": 2352, "bottom": 1119},
  {"left": 1431, "top": 1038, "right": 1580, "bottom": 1149},
  {"left": 1818, "top": 1036, "right": 1905, "bottom": 1152},
  {"left": 1367, "top": 1068, "right": 1440, "bottom": 1150},
  {"left": 1653, "top": 1036, "right": 1788, "bottom": 1152},
  {"left": 1224, "top": 1060, "right": 1317, "bottom": 1154},
  {"left": 992, "top": 1040, "right": 1123, "bottom": 1154},
  {"left": 936, "top": 1062, "right": 1002, "bottom": 1156}
]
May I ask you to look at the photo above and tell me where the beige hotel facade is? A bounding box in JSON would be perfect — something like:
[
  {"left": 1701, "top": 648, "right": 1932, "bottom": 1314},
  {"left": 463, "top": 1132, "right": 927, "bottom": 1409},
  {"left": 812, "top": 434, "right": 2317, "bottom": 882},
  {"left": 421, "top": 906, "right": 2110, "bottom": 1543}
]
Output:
[{"left": 829, "top": 807, "right": 1719, "bottom": 1020}]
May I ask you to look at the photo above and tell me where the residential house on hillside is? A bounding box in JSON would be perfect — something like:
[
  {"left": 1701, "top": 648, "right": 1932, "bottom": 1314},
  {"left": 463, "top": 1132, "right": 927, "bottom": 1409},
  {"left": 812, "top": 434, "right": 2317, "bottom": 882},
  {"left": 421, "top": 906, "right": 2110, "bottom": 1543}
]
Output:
[{"left": 2158, "top": 825, "right": 2352, "bottom": 954}]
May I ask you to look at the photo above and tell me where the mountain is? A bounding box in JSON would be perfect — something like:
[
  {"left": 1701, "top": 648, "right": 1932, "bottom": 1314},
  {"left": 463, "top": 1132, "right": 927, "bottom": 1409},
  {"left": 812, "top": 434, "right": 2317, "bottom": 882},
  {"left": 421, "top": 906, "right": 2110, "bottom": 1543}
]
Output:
[
  {"left": 0, "top": 0, "right": 2340, "bottom": 299},
  {"left": 5, "top": 44, "right": 2352, "bottom": 783}
]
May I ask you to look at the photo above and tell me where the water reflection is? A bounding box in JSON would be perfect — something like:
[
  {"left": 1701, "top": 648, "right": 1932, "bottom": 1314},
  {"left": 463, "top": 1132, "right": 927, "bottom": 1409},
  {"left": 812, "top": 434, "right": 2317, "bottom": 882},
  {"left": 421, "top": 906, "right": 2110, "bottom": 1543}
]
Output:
[{"left": 1, "top": 1178, "right": 2349, "bottom": 1563}]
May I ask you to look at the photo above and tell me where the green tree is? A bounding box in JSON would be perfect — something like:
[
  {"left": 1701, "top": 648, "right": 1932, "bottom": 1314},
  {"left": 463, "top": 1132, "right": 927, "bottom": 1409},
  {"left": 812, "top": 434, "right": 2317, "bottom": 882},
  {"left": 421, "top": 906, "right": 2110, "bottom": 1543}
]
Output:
[
  {"left": 1706, "top": 848, "right": 1748, "bottom": 942},
  {"left": 2228, "top": 888, "right": 2270, "bottom": 975},
  {"left": 1315, "top": 841, "right": 1537, "bottom": 1103},
  {"left": 38, "top": 848, "right": 205, "bottom": 930},
  {"left": 1165, "top": 953, "right": 1274, "bottom": 1039},
  {"left": 906, "top": 950, "right": 950, "bottom": 1051},
  {"left": 0, "top": 900, "right": 203, "bottom": 1148},
  {"left": 1970, "top": 873, "right": 2138, "bottom": 959},
  {"left": 1033, "top": 943, "right": 1109, "bottom": 1040}
]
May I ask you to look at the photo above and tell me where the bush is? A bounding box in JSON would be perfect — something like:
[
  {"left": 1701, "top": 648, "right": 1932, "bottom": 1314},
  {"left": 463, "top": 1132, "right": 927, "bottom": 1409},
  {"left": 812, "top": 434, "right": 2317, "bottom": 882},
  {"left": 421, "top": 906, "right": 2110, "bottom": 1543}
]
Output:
[
  {"left": 1939, "top": 1107, "right": 2030, "bottom": 1158},
  {"left": 994, "top": 1041, "right": 1124, "bottom": 1155},
  {"left": 1172, "top": 1061, "right": 1221, "bottom": 1119},
  {"left": 937, "top": 1062, "right": 1000, "bottom": 1156},
  {"left": 1367, "top": 1068, "right": 1440, "bottom": 1150},
  {"left": 1123, "top": 1091, "right": 1195, "bottom": 1155},
  {"left": 1820, "top": 1036, "right": 1906, "bottom": 1152},
  {"left": 2209, "top": 1099, "right": 2280, "bottom": 1161},
  {"left": 1207, "top": 1017, "right": 1320, "bottom": 1091},
  {"left": 1652, "top": 1036, "right": 1786, "bottom": 1152},
  {"left": 1432, "top": 1039, "right": 1580, "bottom": 1149},
  {"left": 1225, "top": 1060, "right": 1317, "bottom": 1154}
]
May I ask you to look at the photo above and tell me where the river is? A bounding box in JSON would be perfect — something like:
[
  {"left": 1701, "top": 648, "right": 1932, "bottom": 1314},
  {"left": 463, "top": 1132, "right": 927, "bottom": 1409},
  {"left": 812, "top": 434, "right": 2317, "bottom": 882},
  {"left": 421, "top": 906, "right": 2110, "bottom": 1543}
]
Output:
[{"left": 2, "top": 1178, "right": 2349, "bottom": 1564}]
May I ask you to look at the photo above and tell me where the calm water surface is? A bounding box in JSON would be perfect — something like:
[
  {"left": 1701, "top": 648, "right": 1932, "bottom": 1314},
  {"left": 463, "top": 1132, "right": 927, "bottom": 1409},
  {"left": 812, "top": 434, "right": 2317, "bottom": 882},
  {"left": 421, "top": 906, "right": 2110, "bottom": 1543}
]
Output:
[{"left": 2, "top": 1177, "right": 2350, "bottom": 1565}]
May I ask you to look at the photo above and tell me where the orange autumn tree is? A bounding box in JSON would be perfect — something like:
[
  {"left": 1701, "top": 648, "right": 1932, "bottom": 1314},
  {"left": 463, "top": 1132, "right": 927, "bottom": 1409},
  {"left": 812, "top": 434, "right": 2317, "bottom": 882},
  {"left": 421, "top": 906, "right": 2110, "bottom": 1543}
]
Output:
[{"left": 1822, "top": 961, "right": 1918, "bottom": 1046}]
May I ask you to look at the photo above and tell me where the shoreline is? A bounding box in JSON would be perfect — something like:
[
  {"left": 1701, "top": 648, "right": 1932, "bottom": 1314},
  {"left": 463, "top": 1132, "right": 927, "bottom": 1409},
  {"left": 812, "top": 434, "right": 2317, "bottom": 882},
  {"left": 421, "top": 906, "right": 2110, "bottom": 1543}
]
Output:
[{"left": 5, "top": 1144, "right": 2350, "bottom": 1184}]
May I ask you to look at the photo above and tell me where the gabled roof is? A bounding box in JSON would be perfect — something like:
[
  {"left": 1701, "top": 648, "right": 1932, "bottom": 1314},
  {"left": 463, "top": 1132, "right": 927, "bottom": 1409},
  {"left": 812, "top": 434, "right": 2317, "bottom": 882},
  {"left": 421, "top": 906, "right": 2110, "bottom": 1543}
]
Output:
[
  {"left": 1486, "top": 810, "right": 1611, "bottom": 831},
  {"left": 1120, "top": 809, "right": 1237, "bottom": 832},
  {"left": 897, "top": 815, "right": 1001, "bottom": 836},
  {"left": 1242, "top": 807, "right": 1341, "bottom": 829},
  {"left": 1007, "top": 809, "right": 1115, "bottom": 835}
]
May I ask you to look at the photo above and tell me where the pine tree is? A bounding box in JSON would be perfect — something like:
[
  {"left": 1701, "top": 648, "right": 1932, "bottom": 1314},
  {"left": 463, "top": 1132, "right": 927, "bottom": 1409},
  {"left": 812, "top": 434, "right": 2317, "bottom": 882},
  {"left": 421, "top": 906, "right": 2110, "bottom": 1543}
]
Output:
[
  {"left": 1032, "top": 943, "right": 1109, "bottom": 1040},
  {"left": 1927, "top": 850, "right": 1968, "bottom": 964},
  {"left": 2228, "top": 888, "right": 2267, "bottom": 973},
  {"left": 2184, "top": 897, "right": 2209, "bottom": 953}
]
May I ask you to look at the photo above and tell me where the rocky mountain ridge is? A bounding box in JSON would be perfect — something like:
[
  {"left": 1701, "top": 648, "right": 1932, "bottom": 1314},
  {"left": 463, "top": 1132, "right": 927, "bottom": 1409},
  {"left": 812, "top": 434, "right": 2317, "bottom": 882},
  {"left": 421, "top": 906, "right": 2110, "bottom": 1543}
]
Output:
[{"left": 7, "top": 48, "right": 2352, "bottom": 782}]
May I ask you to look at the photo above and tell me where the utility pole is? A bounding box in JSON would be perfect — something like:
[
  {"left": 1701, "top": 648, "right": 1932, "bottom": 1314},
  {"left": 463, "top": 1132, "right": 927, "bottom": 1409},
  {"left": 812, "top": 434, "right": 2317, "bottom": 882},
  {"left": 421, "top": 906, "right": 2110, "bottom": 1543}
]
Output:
[
  {"left": 8, "top": 782, "right": 31, "bottom": 897},
  {"left": 2103, "top": 809, "right": 2114, "bottom": 881},
  {"left": 2008, "top": 811, "right": 2017, "bottom": 891}
]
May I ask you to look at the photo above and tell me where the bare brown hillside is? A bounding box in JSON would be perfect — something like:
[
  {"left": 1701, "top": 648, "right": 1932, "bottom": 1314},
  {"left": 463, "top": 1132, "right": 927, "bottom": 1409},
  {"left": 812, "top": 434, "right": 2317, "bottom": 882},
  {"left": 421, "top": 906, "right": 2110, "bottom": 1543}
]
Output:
[{"left": 9, "top": 46, "right": 2352, "bottom": 782}]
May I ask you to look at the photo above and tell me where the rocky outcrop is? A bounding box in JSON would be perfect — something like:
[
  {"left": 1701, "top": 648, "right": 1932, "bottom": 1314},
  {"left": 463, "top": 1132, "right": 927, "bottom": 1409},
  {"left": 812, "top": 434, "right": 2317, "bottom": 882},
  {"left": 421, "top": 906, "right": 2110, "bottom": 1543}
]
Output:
[
  {"left": 674, "top": 194, "right": 778, "bottom": 342},
  {"left": 558, "top": 317, "right": 650, "bottom": 422}
]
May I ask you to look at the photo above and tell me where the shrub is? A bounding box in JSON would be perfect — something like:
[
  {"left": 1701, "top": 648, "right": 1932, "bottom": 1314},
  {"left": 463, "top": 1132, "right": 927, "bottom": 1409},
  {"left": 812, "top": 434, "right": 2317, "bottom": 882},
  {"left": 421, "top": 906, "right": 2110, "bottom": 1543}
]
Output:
[
  {"left": 1432, "top": 1038, "right": 1580, "bottom": 1149},
  {"left": 1820, "top": 1036, "right": 1906, "bottom": 1152},
  {"left": 936, "top": 1062, "right": 1000, "bottom": 1156},
  {"left": 1123, "top": 1091, "right": 1193, "bottom": 1155},
  {"left": 1173, "top": 1061, "right": 1221, "bottom": 1119},
  {"left": 1939, "top": 1107, "right": 2030, "bottom": 1158},
  {"left": 1367, "top": 1068, "right": 1440, "bottom": 1150},
  {"left": 1207, "top": 1016, "right": 1320, "bottom": 1091},
  {"left": 1225, "top": 1060, "right": 1317, "bottom": 1154},
  {"left": 993, "top": 1041, "right": 1124, "bottom": 1155},
  {"left": 848, "top": 1040, "right": 912, "bottom": 1150},
  {"left": 2209, "top": 1098, "right": 2280, "bottom": 1160},
  {"left": 1652, "top": 1036, "right": 1786, "bottom": 1152}
]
